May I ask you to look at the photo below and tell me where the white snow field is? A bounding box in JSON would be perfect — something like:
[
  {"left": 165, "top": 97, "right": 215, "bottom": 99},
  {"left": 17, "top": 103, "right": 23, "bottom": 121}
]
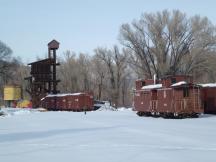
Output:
[{"left": 0, "top": 108, "right": 216, "bottom": 162}]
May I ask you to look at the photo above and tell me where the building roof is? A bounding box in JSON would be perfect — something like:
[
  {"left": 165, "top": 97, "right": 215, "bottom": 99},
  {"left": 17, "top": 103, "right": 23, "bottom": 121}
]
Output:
[
  {"left": 28, "top": 58, "right": 54, "bottom": 65},
  {"left": 171, "top": 81, "right": 201, "bottom": 88},
  {"left": 199, "top": 83, "right": 216, "bottom": 88},
  {"left": 48, "top": 39, "right": 60, "bottom": 49},
  {"left": 171, "top": 81, "right": 187, "bottom": 87},
  {"left": 141, "top": 84, "right": 162, "bottom": 90},
  {"left": 45, "top": 93, "right": 85, "bottom": 98}
]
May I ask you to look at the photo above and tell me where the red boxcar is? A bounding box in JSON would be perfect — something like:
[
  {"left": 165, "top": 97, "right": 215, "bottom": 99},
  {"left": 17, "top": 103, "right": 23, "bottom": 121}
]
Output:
[
  {"left": 134, "top": 75, "right": 203, "bottom": 118},
  {"left": 41, "top": 93, "right": 94, "bottom": 111},
  {"left": 200, "top": 85, "right": 216, "bottom": 114}
]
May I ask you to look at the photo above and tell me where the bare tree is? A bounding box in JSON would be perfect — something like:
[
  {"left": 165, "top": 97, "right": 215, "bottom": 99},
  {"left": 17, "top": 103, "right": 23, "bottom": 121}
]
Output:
[
  {"left": 0, "top": 40, "right": 13, "bottom": 83},
  {"left": 91, "top": 55, "right": 107, "bottom": 100},
  {"left": 119, "top": 10, "right": 216, "bottom": 79},
  {"left": 57, "top": 51, "right": 80, "bottom": 92},
  {"left": 77, "top": 53, "right": 91, "bottom": 92},
  {"left": 57, "top": 51, "right": 93, "bottom": 93},
  {"left": 12, "top": 61, "right": 31, "bottom": 99},
  {"left": 94, "top": 46, "right": 128, "bottom": 107}
]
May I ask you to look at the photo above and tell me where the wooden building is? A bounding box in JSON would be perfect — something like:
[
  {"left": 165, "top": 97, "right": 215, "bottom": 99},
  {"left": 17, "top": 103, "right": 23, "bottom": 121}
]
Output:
[{"left": 25, "top": 40, "right": 60, "bottom": 107}]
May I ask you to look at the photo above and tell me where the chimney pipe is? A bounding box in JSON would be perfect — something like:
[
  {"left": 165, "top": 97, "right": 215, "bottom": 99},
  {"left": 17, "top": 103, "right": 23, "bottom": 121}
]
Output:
[{"left": 154, "top": 74, "right": 156, "bottom": 84}]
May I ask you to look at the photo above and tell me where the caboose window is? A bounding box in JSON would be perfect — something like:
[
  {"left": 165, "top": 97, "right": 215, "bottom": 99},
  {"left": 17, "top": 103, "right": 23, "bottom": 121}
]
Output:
[
  {"left": 183, "top": 87, "right": 189, "bottom": 97},
  {"left": 171, "top": 78, "right": 176, "bottom": 84},
  {"left": 141, "top": 81, "right": 145, "bottom": 87}
]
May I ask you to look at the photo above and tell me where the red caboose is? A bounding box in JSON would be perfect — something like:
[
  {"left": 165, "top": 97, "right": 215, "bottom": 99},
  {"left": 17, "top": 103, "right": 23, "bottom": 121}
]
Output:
[
  {"left": 134, "top": 75, "right": 203, "bottom": 118},
  {"left": 134, "top": 81, "right": 161, "bottom": 116}
]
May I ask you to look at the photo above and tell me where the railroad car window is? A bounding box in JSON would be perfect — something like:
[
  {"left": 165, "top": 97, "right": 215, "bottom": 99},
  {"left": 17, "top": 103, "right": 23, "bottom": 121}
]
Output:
[
  {"left": 171, "top": 78, "right": 176, "bottom": 84},
  {"left": 183, "top": 87, "right": 189, "bottom": 97},
  {"left": 141, "top": 81, "right": 145, "bottom": 87}
]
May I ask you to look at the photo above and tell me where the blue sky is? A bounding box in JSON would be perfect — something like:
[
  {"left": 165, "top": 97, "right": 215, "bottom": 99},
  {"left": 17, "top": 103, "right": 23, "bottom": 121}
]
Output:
[{"left": 1, "top": 0, "right": 216, "bottom": 63}]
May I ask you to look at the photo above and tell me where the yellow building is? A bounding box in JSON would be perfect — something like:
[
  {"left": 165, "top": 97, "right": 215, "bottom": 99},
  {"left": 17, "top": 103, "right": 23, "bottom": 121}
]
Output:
[{"left": 4, "top": 85, "right": 22, "bottom": 101}]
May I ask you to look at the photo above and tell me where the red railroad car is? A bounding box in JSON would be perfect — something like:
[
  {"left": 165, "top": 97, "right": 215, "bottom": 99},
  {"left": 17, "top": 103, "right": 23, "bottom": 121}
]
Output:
[
  {"left": 41, "top": 92, "right": 94, "bottom": 111},
  {"left": 134, "top": 75, "right": 203, "bottom": 118},
  {"left": 200, "top": 84, "right": 216, "bottom": 114},
  {"left": 135, "top": 84, "right": 161, "bottom": 116}
]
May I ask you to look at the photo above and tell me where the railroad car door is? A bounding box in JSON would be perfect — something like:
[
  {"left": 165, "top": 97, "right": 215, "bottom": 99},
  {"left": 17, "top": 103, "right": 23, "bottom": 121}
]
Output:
[
  {"left": 74, "top": 97, "right": 79, "bottom": 110},
  {"left": 150, "top": 90, "right": 157, "bottom": 112},
  {"left": 62, "top": 98, "right": 67, "bottom": 109},
  {"left": 157, "top": 89, "right": 172, "bottom": 113},
  {"left": 173, "top": 89, "right": 182, "bottom": 113},
  {"left": 206, "top": 98, "right": 214, "bottom": 113},
  {"left": 192, "top": 87, "right": 201, "bottom": 112},
  {"left": 202, "top": 88, "right": 216, "bottom": 114},
  {"left": 183, "top": 87, "right": 188, "bottom": 110}
]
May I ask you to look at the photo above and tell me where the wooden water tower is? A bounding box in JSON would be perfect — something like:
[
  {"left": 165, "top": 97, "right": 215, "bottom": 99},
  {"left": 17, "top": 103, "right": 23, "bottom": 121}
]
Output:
[
  {"left": 48, "top": 39, "right": 60, "bottom": 94},
  {"left": 25, "top": 40, "right": 60, "bottom": 107}
]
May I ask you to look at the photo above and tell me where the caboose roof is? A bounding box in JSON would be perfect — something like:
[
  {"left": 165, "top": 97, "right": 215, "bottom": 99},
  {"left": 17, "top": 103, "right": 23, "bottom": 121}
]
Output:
[
  {"left": 199, "top": 83, "right": 216, "bottom": 88},
  {"left": 171, "top": 81, "right": 187, "bottom": 87},
  {"left": 171, "top": 81, "right": 201, "bottom": 88},
  {"left": 141, "top": 84, "right": 162, "bottom": 90}
]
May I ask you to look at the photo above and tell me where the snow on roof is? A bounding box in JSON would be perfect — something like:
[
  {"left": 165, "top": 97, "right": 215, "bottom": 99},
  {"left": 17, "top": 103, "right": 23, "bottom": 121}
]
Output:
[
  {"left": 46, "top": 93, "right": 84, "bottom": 98},
  {"left": 199, "top": 83, "right": 216, "bottom": 88},
  {"left": 171, "top": 81, "right": 187, "bottom": 87},
  {"left": 141, "top": 84, "right": 162, "bottom": 90}
]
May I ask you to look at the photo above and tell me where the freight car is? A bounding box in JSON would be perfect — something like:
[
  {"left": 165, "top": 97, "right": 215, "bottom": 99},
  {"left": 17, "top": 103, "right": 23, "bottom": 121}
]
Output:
[
  {"left": 41, "top": 92, "right": 94, "bottom": 111},
  {"left": 200, "top": 84, "right": 216, "bottom": 114},
  {"left": 134, "top": 75, "right": 203, "bottom": 118}
]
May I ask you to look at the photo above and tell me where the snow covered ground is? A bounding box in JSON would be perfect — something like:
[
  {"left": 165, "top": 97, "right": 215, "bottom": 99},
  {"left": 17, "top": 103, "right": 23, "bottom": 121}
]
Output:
[{"left": 0, "top": 108, "right": 216, "bottom": 162}]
